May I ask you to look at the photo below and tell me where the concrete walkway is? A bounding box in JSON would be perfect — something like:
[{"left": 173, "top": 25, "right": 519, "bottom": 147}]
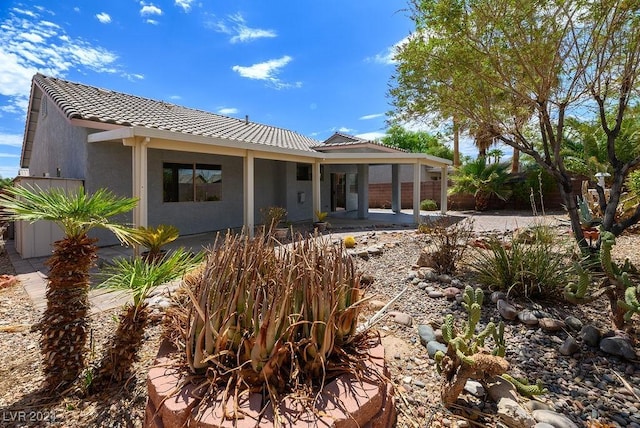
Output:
[{"left": 6, "top": 209, "right": 567, "bottom": 314}]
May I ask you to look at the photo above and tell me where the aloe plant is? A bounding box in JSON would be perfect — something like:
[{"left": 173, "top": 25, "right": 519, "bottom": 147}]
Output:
[{"left": 184, "top": 231, "right": 365, "bottom": 404}]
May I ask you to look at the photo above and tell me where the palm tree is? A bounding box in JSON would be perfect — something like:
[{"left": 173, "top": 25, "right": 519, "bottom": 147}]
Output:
[
  {"left": 449, "top": 158, "right": 513, "bottom": 211},
  {"left": 90, "top": 248, "right": 202, "bottom": 389},
  {"left": 0, "top": 185, "right": 137, "bottom": 390}
]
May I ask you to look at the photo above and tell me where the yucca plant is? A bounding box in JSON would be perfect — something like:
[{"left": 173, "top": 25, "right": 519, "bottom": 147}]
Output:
[
  {"left": 0, "top": 185, "right": 137, "bottom": 391},
  {"left": 182, "top": 232, "right": 366, "bottom": 420},
  {"left": 91, "top": 248, "right": 202, "bottom": 389},
  {"left": 130, "top": 224, "right": 180, "bottom": 263}
]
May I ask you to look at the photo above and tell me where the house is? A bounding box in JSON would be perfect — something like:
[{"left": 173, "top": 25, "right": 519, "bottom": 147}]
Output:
[{"left": 16, "top": 74, "right": 451, "bottom": 255}]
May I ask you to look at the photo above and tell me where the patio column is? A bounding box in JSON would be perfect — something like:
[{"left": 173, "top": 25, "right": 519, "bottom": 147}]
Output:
[
  {"left": 131, "top": 137, "right": 149, "bottom": 228},
  {"left": 440, "top": 166, "right": 448, "bottom": 214},
  {"left": 244, "top": 150, "right": 255, "bottom": 237},
  {"left": 391, "top": 164, "right": 401, "bottom": 213},
  {"left": 357, "top": 164, "right": 369, "bottom": 219},
  {"left": 312, "top": 161, "right": 321, "bottom": 218},
  {"left": 413, "top": 161, "right": 421, "bottom": 223}
]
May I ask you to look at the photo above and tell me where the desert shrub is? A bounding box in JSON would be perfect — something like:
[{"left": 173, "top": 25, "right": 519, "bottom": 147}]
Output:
[
  {"left": 422, "top": 218, "right": 474, "bottom": 274},
  {"left": 420, "top": 199, "right": 438, "bottom": 211},
  {"left": 470, "top": 230, "right": 571, "bottom": 298}
]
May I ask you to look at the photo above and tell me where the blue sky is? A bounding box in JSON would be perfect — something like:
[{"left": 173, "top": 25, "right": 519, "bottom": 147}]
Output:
[{"left": 0, "top": 0, "right": 480, "bottom": 179}]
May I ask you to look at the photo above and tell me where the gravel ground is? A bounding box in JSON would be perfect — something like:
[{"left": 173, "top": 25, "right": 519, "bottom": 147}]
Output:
[{"left": 0, "top": 215, "right": 639, "bottom": 427}]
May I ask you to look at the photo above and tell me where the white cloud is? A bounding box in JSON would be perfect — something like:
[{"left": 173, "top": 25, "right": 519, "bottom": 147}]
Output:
[
  {"left": 175, "top": 0, "right": 194, "bottom": 12},
  {"left": 359, "top": 113, "right": 384, "bottom": 120},
  {"left": 0, "top": 7, "right": 131, "bottom": 114},
  {"left": 11, "top": 8, "right": 36, "bottom": 18},
  {"left": 218, "top": 107, "right": 238, "bottom": 115},
  {"left": 168, "top": 95, "right": 181, "bottom": 100},
  {"left": 96, "top": 13, "right": 112, "bottom": 24},
  {"left": 0, "top": 133, "right": 23, "bottom": 147},
  {"left": 214, "top": 13, "right": 276, "bottom": 44},
  {"left": 73, "top": 7, "right": 80, "bottom": 13},
  {"left": 368, "top": 35, "right": 410, "bottom": 65},
  {"left": 355, "top": 131, "right": 385, "bottom": 141},
  {"left": 337, "top": 127, "right": 355, "bottom": 133},
  {"left": 145, "top": 19, "right": 159, "bottom": 25},
  {"left": 140, "top": 3, "right": 163, "bottom": 17},
  {"left": 232, "top": 56, "right": 301, "bottom": 89}
]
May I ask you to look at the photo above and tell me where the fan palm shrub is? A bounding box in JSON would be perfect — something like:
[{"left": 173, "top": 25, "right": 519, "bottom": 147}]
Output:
[
  {"left": 449, "top": 157, "right": 513, "bottom": 211},
  {"left": 90, "top": 248, "right": 202, "bottom": 389},
  {"left": 0, "top": 185, "right": 137, "bottom": 390},
  {"left": 130, "top": 224, "right": 180, "bottom": 263},
  {"left": 181, "top": 232, "right": 366, "bottom": 420}
]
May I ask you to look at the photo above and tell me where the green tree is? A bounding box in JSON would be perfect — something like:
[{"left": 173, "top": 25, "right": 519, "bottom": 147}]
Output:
[
  {"left": 390, "top": 0, "right": 640, "bottom": 253},
  {"left": 0, "top": 176, "right": 12, "bottom": 191},
  {"left": 382, "top": 125, "right": 454, "bottom": 160},
  {"left": 449, "top": 157, "right": 512, "bottom": 211},
  {"left": 0, "top": 186, "right": 137, "bottom": 391}
]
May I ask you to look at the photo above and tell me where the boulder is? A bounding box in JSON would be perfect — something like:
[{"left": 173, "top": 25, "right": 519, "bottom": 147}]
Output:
[
  {"left": 497, "top": 300, "right": 518, "bottom": 320},
  {"left": 538, "top": 318, "right": 565, "bottom": 332},
  {"left": 579, "top": 324, "right": 601, "bottom": 347},
  {"left": 532, "top": 409, "right": 578, "bottom": 428},
  {"left": 518, "top": 310, "right": 539, "bottom": 326},
  {"left": 559, "top": 335, "right": 580, "bottom": 356},
  {"left": 417, "top": 324, "right": 437, "bottom": 347},
  {"left": 599, "top": 336, "right": 637, "bottom": 360},
  {"left": 416, "top": 248, "right": 435, "bottom": 268}
]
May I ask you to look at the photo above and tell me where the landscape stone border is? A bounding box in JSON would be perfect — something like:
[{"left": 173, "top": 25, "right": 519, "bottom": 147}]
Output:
[{"left": 145, "top": 340, "right": 396, "bottom": 428}]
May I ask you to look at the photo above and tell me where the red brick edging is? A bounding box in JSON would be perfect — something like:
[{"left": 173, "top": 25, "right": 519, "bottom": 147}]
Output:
[{"left": 145, "top": 341, "right": 396, "bottom": 427}]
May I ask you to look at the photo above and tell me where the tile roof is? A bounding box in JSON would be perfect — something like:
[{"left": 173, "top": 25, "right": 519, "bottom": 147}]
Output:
[
  {"left": 32, "top": 74, "right": 320, "bottom": 152},
  {"left": 314, "top": 132, "right": 406, "bottom": 152}
]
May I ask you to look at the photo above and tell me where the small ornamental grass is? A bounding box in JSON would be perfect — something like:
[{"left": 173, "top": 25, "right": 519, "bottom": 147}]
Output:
[
  {"left": 470, "top": 225, "right": 572, "bottom": 298},
  {"left": 177, "top": 232, "right": 370, "bottom": 419}
]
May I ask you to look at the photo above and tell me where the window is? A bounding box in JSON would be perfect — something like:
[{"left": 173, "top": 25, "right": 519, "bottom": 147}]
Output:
[
  {"left": 296, "top": 163, "right": 312, "bottom": 181},
  {"left": 163, "top": 163, "right": 222, "bottom": 202}
]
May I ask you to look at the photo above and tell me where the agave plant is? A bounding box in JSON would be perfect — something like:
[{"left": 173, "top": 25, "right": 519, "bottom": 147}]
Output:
[
  {"left": 0, "top": 185, "right": 137, "bottom": 391},
  {"left": 183, "top": 231, "right": 365, "bottom": 407},
  {"left": 91, "top": 248, "right": 202, "bottom": 389}
]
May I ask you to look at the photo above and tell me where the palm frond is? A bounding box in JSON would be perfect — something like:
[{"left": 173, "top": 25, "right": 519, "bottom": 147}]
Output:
[
  {"left": 0, "top": 184, "right": 138, "bottom": 240},
  {"left": 98, "top": 248, "right": 203, "bottom": 307}
]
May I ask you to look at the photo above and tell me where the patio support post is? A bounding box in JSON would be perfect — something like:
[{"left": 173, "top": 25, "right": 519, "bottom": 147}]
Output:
[
  {"left": 440, "top": 166, "right": 448, "bottom": 214},
  {"left": 312, "top": 161, "right": 321, "bottom": 219},
  {"left": 391, "top": 164, "right": 401, "bottom": 213},
  {"left": 244, "top": 150, "right": 255, "bottom": 237},
  {"left": 357, "top": 164, "right": 369, "bottom": 219},
  {"left": 413, "top": 161, "right": 421, "bottom": 223},
  {"left": 131, "top": 137, "right": 149, "bottom": 229}
]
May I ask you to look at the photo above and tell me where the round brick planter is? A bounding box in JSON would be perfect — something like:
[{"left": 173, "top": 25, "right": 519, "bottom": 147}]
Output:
[{"left": 145, "top": 340, "right": 396, "bottom": 428}]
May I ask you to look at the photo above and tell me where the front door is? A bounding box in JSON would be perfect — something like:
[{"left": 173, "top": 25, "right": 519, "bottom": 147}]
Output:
[{"left": 331, "top": 173, "right": 346, "bottom": 211}]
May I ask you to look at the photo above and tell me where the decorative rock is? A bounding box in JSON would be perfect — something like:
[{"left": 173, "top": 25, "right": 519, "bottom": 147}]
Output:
[
  {"left": 360, "top": 273, "right": 375, "bottom": 285},
  {"left": 524, "top": 400, "right": 552, "bottom": 412},
  {"left": 367, "top": 246, "right": 383, "bottom": 256},
  {"left": 368, "top": 300, "right": 387, "bottom": 311},
  {"left": 423, "top": 270, "right": 439, "bottom": 281},
  {"left": 439, "top": 274, "right": 452, "bottom": 284},
  {"left": 426, "top": 340, "right": 447, "bottom": 359},
  {"left": 464, "top": 380, "right": 486, "bottom": 397},
  {"left": 559, "top": 335, "right": 580, "bottom": 356},
  {"left": 497, "top": 398, "right": 536, "bottom": 428},
  {"left": 563, "top": 316, "right": 582, "bottom": 332},
  {"left": 533, "top": 423, "right": 555, "bottom": 428},
  {"left": 532, "top": 310, "right": 553, "bottom": 319},
  {"left": 388, "top": 311, "right": 413, "bottom": 327},
  {"left": 518, "top": 310, "right": 539, "bottom": 326},
  {"left": 428, "top": 290, "right": 444, "bottom": 299},
  {"left": 600, "top": 336, "right": 637, "bottom": 360},
  {"left": 579, "top": 324, "right": 601, "bottom": 347},
  {"left": 417, "top": 281, "right": 429, "bottom": 290},
  {"left": 538, "top": 318, "right": 565, "bottom": 332},
  {"left": 443, "top": 287, "right": 462, "bottom": 300},
  {"left": 487, "top": 376, "right": 519, "bottom": 403},
  {"left": 416, "top": 249, "right": 435, "bottom": 268},
  {"left": 532, "top": 409, "right": 578, "bottom": 428},
  {"left": 497, "top": 300, "right": 518, "bottom": 320},
  {"left": 418, "top": 324, "right": 437, "bottom": 346},
  {"left": 491, "top": 291, "right": 507, "bottom": 303}
]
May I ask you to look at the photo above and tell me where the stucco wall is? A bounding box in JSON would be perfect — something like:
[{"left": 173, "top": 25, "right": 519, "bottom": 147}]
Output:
[
  {"left": 146, "top": 149, "right": 244, "bottom": 235},
  {"left": 28, "top": 97, "right": 88, "bottom": 179},
  {"left": 284, "top": 162, "right": 313, "bottom": 222}
]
